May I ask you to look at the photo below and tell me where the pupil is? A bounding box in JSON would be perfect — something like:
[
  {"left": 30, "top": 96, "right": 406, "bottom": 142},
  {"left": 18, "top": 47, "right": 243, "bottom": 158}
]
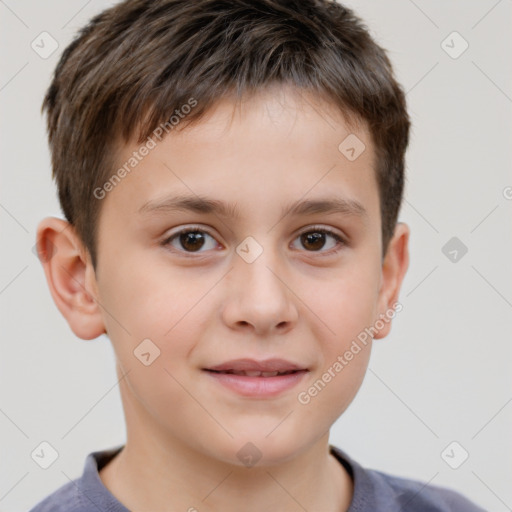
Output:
[
  {"left": 180, "top": 232, "right": 204, "bottom": 251},
  {"left": 302, "top": 232, "right": 325, "bottom": 251}
]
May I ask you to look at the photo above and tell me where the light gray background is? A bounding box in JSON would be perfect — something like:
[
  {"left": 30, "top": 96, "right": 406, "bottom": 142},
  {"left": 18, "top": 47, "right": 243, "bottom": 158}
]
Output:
[{"left": 1, "top": 1, "right": 511, "bottom": 511}]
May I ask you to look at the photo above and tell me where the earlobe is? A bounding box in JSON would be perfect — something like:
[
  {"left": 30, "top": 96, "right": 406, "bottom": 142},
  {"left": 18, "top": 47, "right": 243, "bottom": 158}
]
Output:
[
  {"left": 36, "top": 217, "right": 106, "bottom": 340},
  {"left": 373, "top": 222, "right": 410, "bottom": 340}
]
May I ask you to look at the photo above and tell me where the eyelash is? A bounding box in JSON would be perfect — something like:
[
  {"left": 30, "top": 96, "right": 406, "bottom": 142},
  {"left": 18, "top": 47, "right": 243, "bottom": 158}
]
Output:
[{"left": 161, "top": 225, "right": 346, "bottom": 257}]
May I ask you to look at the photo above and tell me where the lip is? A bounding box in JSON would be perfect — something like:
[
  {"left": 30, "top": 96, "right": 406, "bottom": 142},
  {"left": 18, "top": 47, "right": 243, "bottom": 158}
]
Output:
[
  {"left": 205, "top": 358, "right": 306, "bottom": 373},
  {"left": 203, "top": 358, "right": 309, "bottom": 398}
]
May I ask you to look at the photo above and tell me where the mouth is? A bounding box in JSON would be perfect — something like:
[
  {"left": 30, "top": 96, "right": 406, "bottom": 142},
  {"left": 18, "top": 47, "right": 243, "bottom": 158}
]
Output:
[
  {"left": 202, "top": 358, "right": 309, "bottom": 397},
  {"left": 205, "top": 369, "right": 302, "bottom": 377},
  {"left": 204, "top": 357, "right": 308, "bottom": 374}
]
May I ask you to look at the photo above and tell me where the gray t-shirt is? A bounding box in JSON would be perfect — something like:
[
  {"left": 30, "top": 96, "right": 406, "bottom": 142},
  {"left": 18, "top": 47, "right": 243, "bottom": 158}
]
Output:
[{"left": 28, "top": 444, "right": 485, "bottom": 511}]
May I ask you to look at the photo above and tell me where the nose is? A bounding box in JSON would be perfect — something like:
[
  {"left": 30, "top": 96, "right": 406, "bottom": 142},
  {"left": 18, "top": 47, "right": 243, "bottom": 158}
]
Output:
[{"left": 221, "top": 244, "right": 299, "bottom": 336}]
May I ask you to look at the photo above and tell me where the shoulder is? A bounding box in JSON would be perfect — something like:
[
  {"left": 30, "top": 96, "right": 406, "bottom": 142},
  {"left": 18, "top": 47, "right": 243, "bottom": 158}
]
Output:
[
  {"left": 28, "top": 480, "right": 84, "bottom": 512},
  {"left": 28, "top": 446, "right": 126, "bottom": 512},
  {"left": 329, "top": 445, "right": 485, "bottom": 512},
  {"left": 368, "top": 468, "right": 486, "bottom": 511}
]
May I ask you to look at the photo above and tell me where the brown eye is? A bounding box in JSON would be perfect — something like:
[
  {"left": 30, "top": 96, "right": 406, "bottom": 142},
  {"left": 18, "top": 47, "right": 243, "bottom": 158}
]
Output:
[
  {"left": 292, "top": 227, "right": 345, "bottom": 254},
  {"left": 301, "top": 232, "right": 326, "bottom": 251},
  {"left": 163, "top": 227, "right": 218, "bottom": 254},
  {"left": 178, "top": 231, "right": 206, "bottom": 252}
]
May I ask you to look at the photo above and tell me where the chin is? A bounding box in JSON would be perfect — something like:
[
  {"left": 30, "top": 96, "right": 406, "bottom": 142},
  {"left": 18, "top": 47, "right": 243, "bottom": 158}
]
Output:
[{"left": 200, "top": 433, "right": 303, "bottom": 469}]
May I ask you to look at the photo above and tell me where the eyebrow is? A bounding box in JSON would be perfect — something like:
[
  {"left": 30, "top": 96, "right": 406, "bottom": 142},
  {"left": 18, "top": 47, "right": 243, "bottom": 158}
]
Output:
[{"left": 138, "top": 194, "right": 368, "bottom": 220}]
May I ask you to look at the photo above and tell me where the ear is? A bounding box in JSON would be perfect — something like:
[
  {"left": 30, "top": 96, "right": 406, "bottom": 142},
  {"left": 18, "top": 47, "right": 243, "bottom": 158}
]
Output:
[
  {"left": 373, "top": 222, "right": 410, "bottom": 340},
  {"left": 35, "top": 217, "right": 106, "bottom": 340}
]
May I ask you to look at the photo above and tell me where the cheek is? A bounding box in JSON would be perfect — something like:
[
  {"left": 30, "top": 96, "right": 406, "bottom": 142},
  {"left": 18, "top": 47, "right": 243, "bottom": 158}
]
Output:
[
  {"left": 288, "top": 263, "right": 377, "bottom": 414},
  {"left": 99, "top": 263, "right": 222, "bottom": 407},
  {"left": 307, "top": 263, "right": 381, "bottom": 346},
  {"left": 103, "top": 276, "right": 209, "bottom": 426},
  {"left": 293, "top": 343, "right": 371, "bottom": 442},
  {"left": 323, "top": 349, "right": 370, "bottom": 422},
  {"left": 99, "top": 251, "right": 209, "bottom": 335}
]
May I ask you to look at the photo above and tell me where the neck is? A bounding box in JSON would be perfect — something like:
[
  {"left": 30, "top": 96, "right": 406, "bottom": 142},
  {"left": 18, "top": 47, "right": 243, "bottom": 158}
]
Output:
[{"left": 99, "top": 372, "right": 353, "bottom": 512}]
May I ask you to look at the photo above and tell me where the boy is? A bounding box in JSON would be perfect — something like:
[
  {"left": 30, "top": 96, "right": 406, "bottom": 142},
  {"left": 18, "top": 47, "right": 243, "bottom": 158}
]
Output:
[{"left": 30, "top": 0, "right": 485, "bottom": 510}]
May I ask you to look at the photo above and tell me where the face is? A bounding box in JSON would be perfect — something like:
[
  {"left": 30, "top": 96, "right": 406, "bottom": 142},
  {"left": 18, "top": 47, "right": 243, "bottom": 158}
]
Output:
[{"left": 89, "top": 86, "right": 398, "bottom": 466}]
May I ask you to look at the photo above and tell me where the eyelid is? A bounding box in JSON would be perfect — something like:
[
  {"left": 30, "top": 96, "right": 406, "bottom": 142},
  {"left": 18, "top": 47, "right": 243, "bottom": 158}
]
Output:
[
  {"left": 161, "top": 224, "right": 218, "bottom": 248},
  {"left": 165, "top": 224, "right": 214, "bottom": 238},
  {"left": 296, "top": 224, "right": 346, "bottom": 241}
]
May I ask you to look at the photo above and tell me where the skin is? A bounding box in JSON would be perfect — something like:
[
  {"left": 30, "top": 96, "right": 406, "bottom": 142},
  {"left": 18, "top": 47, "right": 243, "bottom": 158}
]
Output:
[{"left": 36, "top": 85, "right": 409, "bottom": 512}]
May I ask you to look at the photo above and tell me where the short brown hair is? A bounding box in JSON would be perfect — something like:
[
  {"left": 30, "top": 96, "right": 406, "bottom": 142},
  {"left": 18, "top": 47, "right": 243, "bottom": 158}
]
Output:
[{"left": 42, "top": 0, "right": 410, "bottom": 269}]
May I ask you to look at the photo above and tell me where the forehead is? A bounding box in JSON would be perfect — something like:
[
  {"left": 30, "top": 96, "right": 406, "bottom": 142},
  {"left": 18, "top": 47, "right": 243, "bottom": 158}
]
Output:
[{"left": 102, "top": 86, "right": 379, "bottom": 228}]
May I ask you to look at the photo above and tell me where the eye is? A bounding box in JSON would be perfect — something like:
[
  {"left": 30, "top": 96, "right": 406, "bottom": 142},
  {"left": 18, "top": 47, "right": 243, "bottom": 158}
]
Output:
[
  {"left": 291, "top": 226, "right": 345, "bottom": 254},
  {"left": 162, "top": 226, "right": 219, "bottom": 254},
  {"left": 161, "top": 225, "right": 346, "bottom": 257}
]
